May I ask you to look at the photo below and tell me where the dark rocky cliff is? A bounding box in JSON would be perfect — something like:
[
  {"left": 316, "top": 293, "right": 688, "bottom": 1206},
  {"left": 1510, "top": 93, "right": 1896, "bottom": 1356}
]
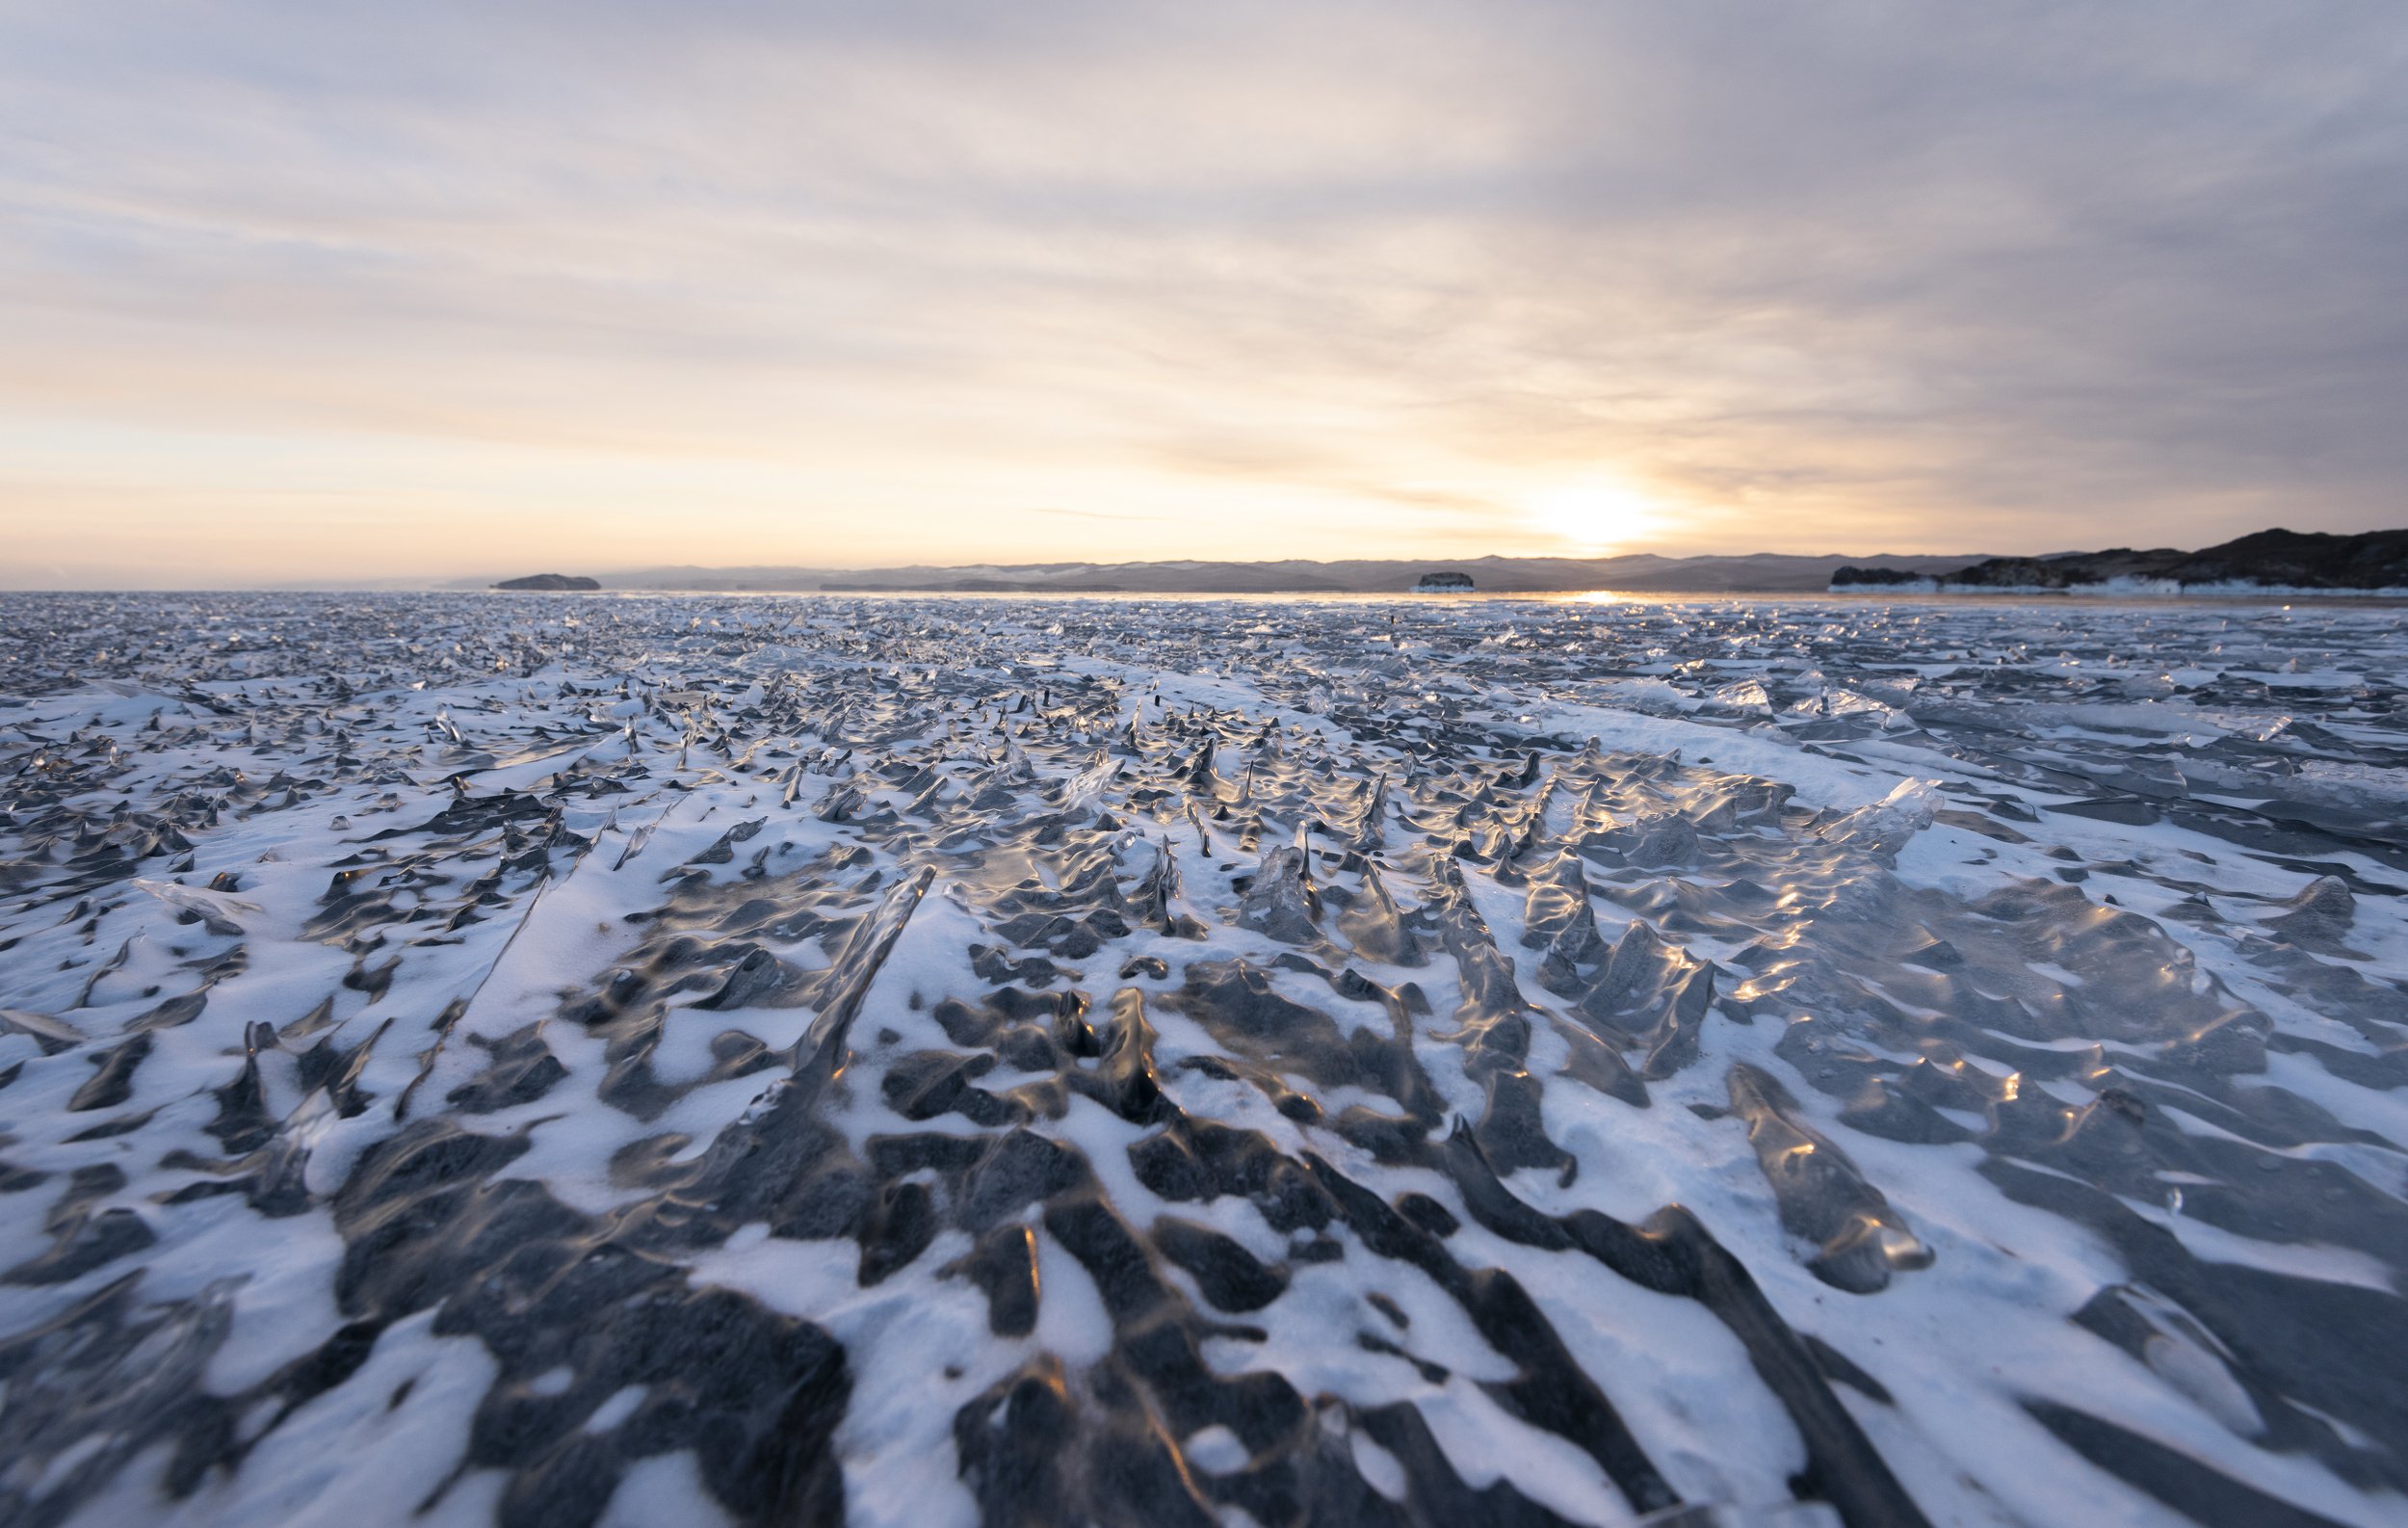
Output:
[{"left": 1837, "top": 528, "right": 2408, "bottom": 593}]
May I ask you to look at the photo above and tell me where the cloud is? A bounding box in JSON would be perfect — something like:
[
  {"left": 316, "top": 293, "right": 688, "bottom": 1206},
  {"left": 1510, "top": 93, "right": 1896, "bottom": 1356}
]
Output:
[{"left": 1, "top": 0, "right": 2403, "bottom": 584}]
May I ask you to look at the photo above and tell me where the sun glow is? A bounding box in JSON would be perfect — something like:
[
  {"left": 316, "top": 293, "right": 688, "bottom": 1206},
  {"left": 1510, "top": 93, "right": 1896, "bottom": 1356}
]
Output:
[{"left": 1526, "top": 481, "right": 1665, "bottom": 554}]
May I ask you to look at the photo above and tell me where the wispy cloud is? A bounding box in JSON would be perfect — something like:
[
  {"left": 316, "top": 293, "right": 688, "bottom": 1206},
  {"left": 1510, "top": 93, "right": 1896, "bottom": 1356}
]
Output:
[{"left": 3, "top": 1, "right": 2403, "bottom": 585}]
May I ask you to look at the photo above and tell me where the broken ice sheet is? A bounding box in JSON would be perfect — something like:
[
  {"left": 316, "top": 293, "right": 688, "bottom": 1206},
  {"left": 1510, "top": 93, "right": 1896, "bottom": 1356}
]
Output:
[{"left": 1, "top": 590, "right": 2403, "bottom": 1528}]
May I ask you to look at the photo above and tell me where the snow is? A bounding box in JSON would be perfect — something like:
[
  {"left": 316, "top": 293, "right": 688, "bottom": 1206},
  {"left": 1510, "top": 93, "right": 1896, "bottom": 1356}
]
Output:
[{"left": 2, "top": 589, "right": 2404, "bottom": 1528}]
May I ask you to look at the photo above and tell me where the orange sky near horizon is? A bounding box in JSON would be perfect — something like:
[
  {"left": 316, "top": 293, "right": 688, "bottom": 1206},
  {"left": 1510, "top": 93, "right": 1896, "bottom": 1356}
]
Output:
[{"left": 2, "top": 3, "right": 2400, "bottom": 588}]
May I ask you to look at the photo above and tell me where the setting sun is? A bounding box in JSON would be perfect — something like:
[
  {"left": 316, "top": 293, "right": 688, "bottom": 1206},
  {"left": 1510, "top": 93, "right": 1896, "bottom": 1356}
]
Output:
[{"left": 1526, "top": 480, "right": 1666, "bottom": 554}]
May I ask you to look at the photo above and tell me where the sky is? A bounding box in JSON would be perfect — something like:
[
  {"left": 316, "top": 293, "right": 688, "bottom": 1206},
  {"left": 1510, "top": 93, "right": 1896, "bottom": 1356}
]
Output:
[{"left": 2, "top": 1, "right": 2405, "bottom": 587}]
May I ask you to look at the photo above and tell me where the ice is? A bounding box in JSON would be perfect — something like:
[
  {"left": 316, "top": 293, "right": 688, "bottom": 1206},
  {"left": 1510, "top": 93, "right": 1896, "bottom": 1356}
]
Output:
[{"left": 2, "top": 590, "right": 2405, "bottom": 1528}]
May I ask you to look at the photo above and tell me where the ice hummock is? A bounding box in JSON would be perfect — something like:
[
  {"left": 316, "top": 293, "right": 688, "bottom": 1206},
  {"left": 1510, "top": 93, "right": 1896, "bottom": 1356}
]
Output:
[{"left": 1, "top": 590, "right": 2404, "bottom": 1528}]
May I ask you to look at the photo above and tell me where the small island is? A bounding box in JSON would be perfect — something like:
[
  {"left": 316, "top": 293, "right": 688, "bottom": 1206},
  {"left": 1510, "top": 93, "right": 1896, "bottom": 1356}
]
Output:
[
  {"left": 1827, "top": 566, "right": 1940, "bottom": 593},
  {"left": 493, "top": 573, "right": 601, "bottom": 592},
  {"left": 1412, "top": 570, "right": 1476, "bottom": 593}
]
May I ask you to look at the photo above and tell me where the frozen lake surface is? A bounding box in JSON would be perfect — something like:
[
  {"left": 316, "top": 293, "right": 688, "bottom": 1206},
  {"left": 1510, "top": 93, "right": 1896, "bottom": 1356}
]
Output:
[{"left": 2, "top": 591, "right": 2403, "bottom": 1528}]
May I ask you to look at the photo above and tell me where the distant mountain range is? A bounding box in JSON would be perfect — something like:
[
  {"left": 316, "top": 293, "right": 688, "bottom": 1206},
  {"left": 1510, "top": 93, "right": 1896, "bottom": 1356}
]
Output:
[
  {"left": 1832, "top": 528, "right": 2408, "bottom": 594},
  {"left": 458, "top": 551, "right": 1984, "bottom": 595},
  {"left": 441, "top": 529, "right": 2408, "bottom": 597}
]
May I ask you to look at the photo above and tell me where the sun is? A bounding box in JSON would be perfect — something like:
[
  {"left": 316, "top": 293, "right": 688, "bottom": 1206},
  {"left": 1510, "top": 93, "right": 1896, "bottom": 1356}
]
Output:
[{"left": 1526, "top": 481, "right": 1664, "bottom": 554}]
